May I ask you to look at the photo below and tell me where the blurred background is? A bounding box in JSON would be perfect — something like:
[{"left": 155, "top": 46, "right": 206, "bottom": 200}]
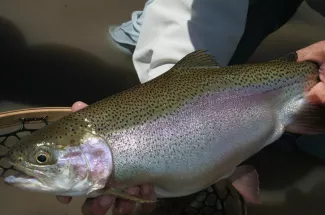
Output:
[{"left": 1, "top": 0, "right": 325, "bottom": 214}]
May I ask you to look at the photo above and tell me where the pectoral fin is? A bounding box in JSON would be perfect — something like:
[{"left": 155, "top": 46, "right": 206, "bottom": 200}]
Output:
[
  {"left": 103, "top": 189, "right": 156, "bottom": 203},
  {"left": 230, "top": 165, "right": 261, "bottom": 205}
]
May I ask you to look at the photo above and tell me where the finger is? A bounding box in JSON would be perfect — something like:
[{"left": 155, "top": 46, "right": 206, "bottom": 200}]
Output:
[
  {"left": 296, "top": 41, "right": 325, "bottom": 65},
  {"left": 82, "top": 196, "right": 115, "bottom": 215},
  {"left": 113, "top": 199, "right": 136, "bottom": 215},
  {"left": 56, "top": 196, "right": 72, "bottom": 204},
  {"left": 126, "top": 186, "right": 140, "bottom": 195},
  {"left": 139, "top": 185, "right": 157, "bottom": 213},
  {"left": 307, "top": 82, "right": 325, "bottom": 104},
  {"left": 72, "top": 101, "right": 88, "bottom": 112},
  {"left": 113, "top": 187, "right": 139, "bottom": 215}
]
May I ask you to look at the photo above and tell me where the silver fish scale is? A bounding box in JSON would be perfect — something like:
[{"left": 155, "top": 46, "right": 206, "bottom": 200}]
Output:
[
  {"left": 99, "top": 58, "right": 318, "bottom": 197},
  {"left": 109, "top": 87, "right": 279, "bottom": 198}
]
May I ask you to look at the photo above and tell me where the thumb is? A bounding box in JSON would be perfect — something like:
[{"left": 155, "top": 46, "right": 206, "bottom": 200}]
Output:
[{"left": 72, "top": 101, "right": 88, "bottom": 112}]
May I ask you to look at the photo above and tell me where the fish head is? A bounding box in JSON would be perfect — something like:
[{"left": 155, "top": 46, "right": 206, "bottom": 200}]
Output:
[{"left": 4, "top": 118, "right": 113, "bottom": 197}]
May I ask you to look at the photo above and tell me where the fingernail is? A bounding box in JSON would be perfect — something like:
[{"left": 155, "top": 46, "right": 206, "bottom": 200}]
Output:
[
  {"left": 99, "top": 196, "right": 114, "bottom": 208},
  {"left": 72, "top": 101, "right": 88, "bottom": 112}
]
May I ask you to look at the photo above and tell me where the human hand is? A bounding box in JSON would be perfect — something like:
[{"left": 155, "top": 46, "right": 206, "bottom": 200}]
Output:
[
  {"left": 297, "top": 40, "right": 325, "bottom": 103},
  {"left": 56, "top": 101, "right": 157, "bottom": 215}
]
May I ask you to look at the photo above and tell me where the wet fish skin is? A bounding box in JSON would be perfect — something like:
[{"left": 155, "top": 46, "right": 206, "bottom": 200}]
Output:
[{"left": 4, "top": 51, "right": 322, "bottom": 202}]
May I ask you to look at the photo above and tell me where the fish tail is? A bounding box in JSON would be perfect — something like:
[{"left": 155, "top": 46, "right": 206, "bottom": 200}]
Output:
[{"left": 286, "top": 102, "right": 325, "bottom": 135}]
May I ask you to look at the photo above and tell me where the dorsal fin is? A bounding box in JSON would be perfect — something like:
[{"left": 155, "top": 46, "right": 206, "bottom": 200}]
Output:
[
  {"left": 270, "top": 52, "right": 298, "bottom": 63},
  {"left": 172, "top": 50, "right": 221, "bottom": 69}
]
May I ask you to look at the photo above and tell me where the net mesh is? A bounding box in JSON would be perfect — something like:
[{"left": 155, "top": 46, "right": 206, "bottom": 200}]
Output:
[
  {"left": 0, "top": 116, "right": 49, "bottom": 178},
  {"left": 153, "top": 183, "right": 247, "bottom": 215}
]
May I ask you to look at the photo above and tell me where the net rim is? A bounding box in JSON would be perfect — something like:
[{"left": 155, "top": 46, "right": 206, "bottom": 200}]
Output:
[{"left": 0, "top": 107, "right": 71, "bottom": 129}]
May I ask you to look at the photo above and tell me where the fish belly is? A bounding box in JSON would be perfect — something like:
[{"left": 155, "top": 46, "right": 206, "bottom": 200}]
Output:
[{"left": 111, "top": 92, "right": 285, "bottom": 198}]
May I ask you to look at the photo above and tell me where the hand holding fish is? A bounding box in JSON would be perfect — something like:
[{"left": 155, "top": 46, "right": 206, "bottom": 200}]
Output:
[{"left": 298, "top": 41, "right": 325, "bottom": 103}]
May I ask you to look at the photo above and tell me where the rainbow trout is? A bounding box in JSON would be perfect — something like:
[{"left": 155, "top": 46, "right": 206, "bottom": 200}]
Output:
[{"left": 3, "top": 50, "right": 325, "bottom": 206}]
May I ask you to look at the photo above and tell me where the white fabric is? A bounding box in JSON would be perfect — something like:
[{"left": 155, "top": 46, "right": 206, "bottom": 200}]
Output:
[
  {"left": 132, "top": 0, "right": 249, "bottom": 84},
  {"left": 109, "top": 0, "right": 154, "bottom": 46}
]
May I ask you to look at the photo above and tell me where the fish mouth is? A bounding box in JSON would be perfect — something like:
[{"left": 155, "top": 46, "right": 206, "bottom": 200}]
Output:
[
  {"left": 4, "top": 169, "right": 58, "bottom": 194},
  {"left": 3, "top": 171, "right": 51, "bottom": 193},
  {"left": 4, "top": 171, "right": 37, "bottom": 185},
  {"left": 3, "top": 161, "right": 39, "bottom": 187}
]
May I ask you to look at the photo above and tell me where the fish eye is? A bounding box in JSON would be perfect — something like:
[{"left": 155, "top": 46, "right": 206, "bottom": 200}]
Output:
[
  {"left": 35, "top": 152, "right": 50, "bottom": 164},
  {"left": 37, "top": 155, "right": 47, "bottom": 163}
]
